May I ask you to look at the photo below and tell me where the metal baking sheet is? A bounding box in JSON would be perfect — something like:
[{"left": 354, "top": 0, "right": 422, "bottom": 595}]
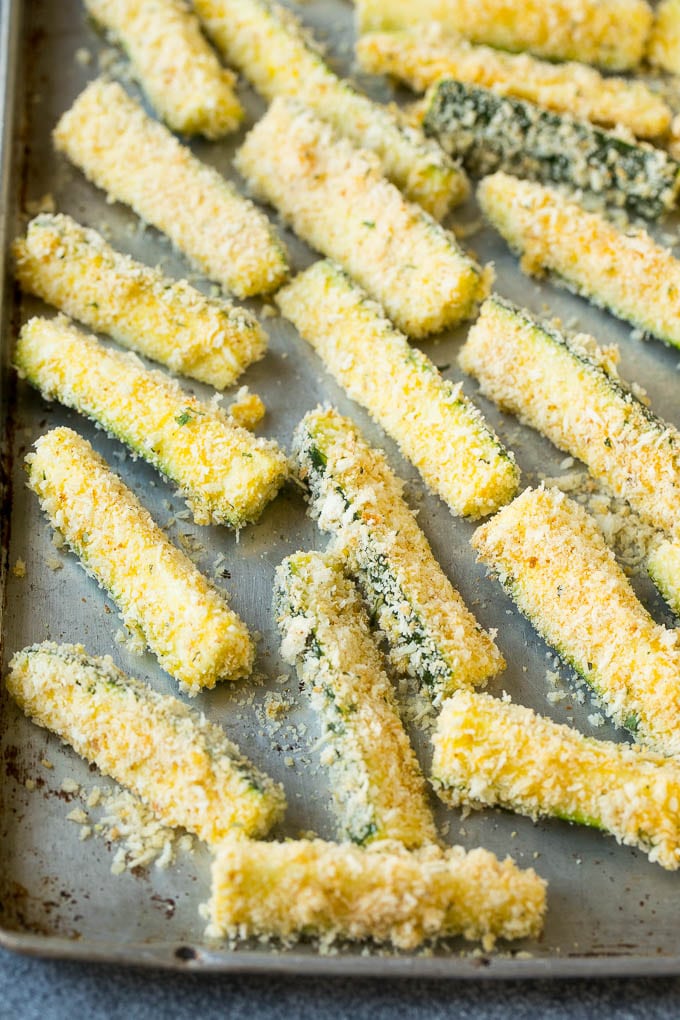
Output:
[{"left": 3, "top": 0, "right": 680, "bottom": 978}]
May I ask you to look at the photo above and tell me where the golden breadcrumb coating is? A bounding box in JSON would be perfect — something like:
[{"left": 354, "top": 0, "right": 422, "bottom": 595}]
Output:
[
  {"left": 13, "top": 213, "right": 267, "bottom": 388},
  {"left": 460, "top": 296, "right": 680, "bottom": 540},
  {"left": 53, "top": 79, "right": 288, "bottom": 297},
  {"left": 293, "top": 407, "right": 505, "bottom": 698},
  {"left": 236, "top": 99, "right": 488, "bottom": 339},
  {"left": 26, "top": 427, "right": 254, "bottom": 693},
  {"left": 274, "top": 551, "right": 437, "bottom": 849},
  {"left": 207, "top": 837, "right": 546, "bottom": 949},
  {"left": 278, "top": 262, "right": 514, "bottom": 518},
  {"left": 84, "top": 0, "right": 243, "bottom": 137},
  {"left": 14, "top": 316, "right": 288, "bottom": 528},
  {"left": 6, "top": 642, "right": 285, "bottom": 843},
  {"left": 472, "top": 486, "right": 680, "bottom": 757},
  {"left": 433, "top": 690, "right": 680, "bottom": 870}
]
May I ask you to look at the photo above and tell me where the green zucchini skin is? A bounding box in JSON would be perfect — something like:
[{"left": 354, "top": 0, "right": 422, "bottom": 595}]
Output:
[{"left": 423, "top": 79, "right": 680, "bottom": 219}]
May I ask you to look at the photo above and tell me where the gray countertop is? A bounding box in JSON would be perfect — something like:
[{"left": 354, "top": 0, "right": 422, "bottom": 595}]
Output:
[{"left": 3, "top": 947, "right": 680, "bottom": 1020}]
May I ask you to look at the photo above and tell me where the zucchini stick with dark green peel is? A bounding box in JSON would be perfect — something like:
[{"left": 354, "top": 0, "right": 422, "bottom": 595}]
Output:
[
  {"left": 26, "top": 427, "right": 254, "bottom": 694},
  {"left": 423, "top": 80, "right": 680, "bottom": 220},
  {"left": 460, "top": 296, "right": 680, "bottom": 540},
  {"left": 274, "top": 550, "right": 437, "bottom": 849},
  {"left": 478, "top": 173, "right": 680, "bottom": 351},
  {"left": 6, "top": 642, "right": 286, "bottom": 845},
  {"left": 471, "top": 486, "right": 680, "bottom": 758},
  {"left": 14, "top": 316, "right": 289, "bottom": 528},
  {"left": 278, "top": 261, "right": 515, "bottom": 517},
  {"left": 192, "top": 0, "right": 467, "bottom": 219},
  {"left": 293, "top": 407, "right": 505, "bottom": 700},
  {"left": 432, "top": 690, "right": 680, "bottom": 871}
]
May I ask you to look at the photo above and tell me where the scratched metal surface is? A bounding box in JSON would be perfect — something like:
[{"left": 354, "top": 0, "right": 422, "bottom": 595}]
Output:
[{"left": 2, "top": 0, "right": 680, "bottom": 978}]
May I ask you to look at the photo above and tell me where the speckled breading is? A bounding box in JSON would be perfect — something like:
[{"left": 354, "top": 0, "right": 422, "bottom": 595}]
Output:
[
  {"left": 13, "top": 213, "right": 267, "bottom": 388},
  {"left": 648, "top": 0, "right": 680, "bottom": 73},
  {"left": 423, "top": 81, "right": 680, "bottom": 220},
  {"left": 192, "top": 0, "right": 466, "bottom": 219},
  {"left": 207, "top": 837, "right": 547, "bottom": 948},
  {"left": 227, "top": 387, "right": 266, "bottom": 430},
  {"left": 278, "top": 264, "right": 515, "bottom": 518},
  {"left": 26, "top": 427, "right": 254, "bottom": 693},
  {"left": 355, "top": 0, "right": 652, "bottom": 71},
  {"left": 356, "top": 27, "right": 670, "bottom": 139},
  {"left": 84, "top": 0, "right": 243, "bottom": 138},
  {"left": 460, "top": 296, "right": 680, "bottom": 541},
  {"left": 274, "top": 551, "right": 437, "bottom": 849},
  {"left": 53, "top": 79, "right": 288, "bottom": 298},
  {"left": 14, "top": 316, "right": 288, "bottom": 528},
  {"left": 236, "top": 100, "right": 488, "bottom": 339},
  {"left": 478, "top": 174, "right": 680, "bottom": 352},
  {"left": 293, "top": 407, "right": 505, "bottom": 698},
  {"left": 648, "top": 540, "right": 680, "bottom": 616},
  {"left": 433, "top": 690, "right": 680, "bottom": 871},
  {"left": 6, "top": 643, "right": 285, "bottom": 843},
  {"left": 472, "top": 487, "right": 680, "bottom": 757}
]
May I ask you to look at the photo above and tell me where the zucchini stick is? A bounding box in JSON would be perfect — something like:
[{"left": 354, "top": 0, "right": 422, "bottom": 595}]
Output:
[
  {"left": 472, "top": 486, "right": 680, "bottom": 757},
  {"left": 84, "top": 0, "right": 243, "bottom": 138},
  {"left": 356, "top": 27, "right": 671, "bottom": 139},
  {"left": 648, "top": 0, "right": 680, "bottom": 74},
  {"left": 207, "top": 837, "right": 547, "bottom": 948},
  {"left": 460, "top": 296, "right": 680, "bottom": 540},
  {"left": 53, "top": 79, "right": 288, "bottom": 297},
  {"left": 192, "top": 0, "right": 467, "bottom": 218},
  {"left": 14, "top": 316, "right": 288, "bottom": 528},
  {"left": 13, "top": 213, "right": 267, "bottom": 389},
  {"left": 354, "top": 0, "right": 653, "bottom": 72},
  {"left": 6, "top": 642, "right": 285, "bottom": 843},
  {"left": 478, "top": 173, "right": 680, "bottom": 351},
  {"left": 293, "top": 407, "right": 505, "bottom": 697},
  {"left": 274, "top": 551, "right": 437, "bottom": 848},
  {"left": 648, "top": 539, "right": 680, "bottom": 616},
  {"left": 433, "top": 690, "right": 680, "bottom": 871},
  {"left": 278, "top": 262, "right": 515, "bottom": 517},
  {"left": 423, "top": 80, "right": 680, "bottom": 220},
  {"left": 26, "top": 427, "right": 255, "bottom": 692},
  {"left": 235, "top": 99, "right": 488, "bottom": 339}
]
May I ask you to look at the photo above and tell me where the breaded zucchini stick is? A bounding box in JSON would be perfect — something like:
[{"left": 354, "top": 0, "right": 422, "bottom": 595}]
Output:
[
  {"left": 26, "top": 427, "right": 254, "bottom": 693},
  {"left": 192, "top": 0, "right": 466, "bottom": 219},
  {"left": 278, "top": 263, "right": 515, "bottom": 517},
  {"left": 354, "top": 0, "right": 653, "bottom": 72},
  {"left": 478, "top": 174, "right": 680, "bottom": 351},
  {"left": 13, "top": 213, "right": 267, "bottom": 388},
  {"left": 53, "top": 79, "right": 288, "bottom": 297},
  {"left": 293, "top": 408, "right": 505, "bottom": 697},
  {"left": 7, "top": 642, "right": 285, "bottom": 843},
  {"left": 274, "top": 551, "right": 437, "bottom": 849},
  {"left": 648, "top": 540, "right": 680, "bottom": 616},
  {"left": 235, "top": 100, "right": 488, "bottom": 339},
  {"left": 432, "top": 690, "right": 680, "bottom": 871},
  {"left": 14, "top": 316, "right": 288, "bottom": 528},
  {"left": 423, "top": 81, "right": 680, "bottom": 220},
  {"left": 460, "top": 296, "right": 680, "bottom": 539},
  {"left": 648, "top": 0, "right": 680, "bottom": 74},
  {"left": 84, "top": 0, "right": 243, "bottom": 138},
  {"left": 207, "top": 838, "right": 547, "bottom": 948},
  {"left": 356, "top": 27, "right": 671, "bottom": 139},
  {"left": 472, "top": 487, "right": 680, "bottom": 757}
]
